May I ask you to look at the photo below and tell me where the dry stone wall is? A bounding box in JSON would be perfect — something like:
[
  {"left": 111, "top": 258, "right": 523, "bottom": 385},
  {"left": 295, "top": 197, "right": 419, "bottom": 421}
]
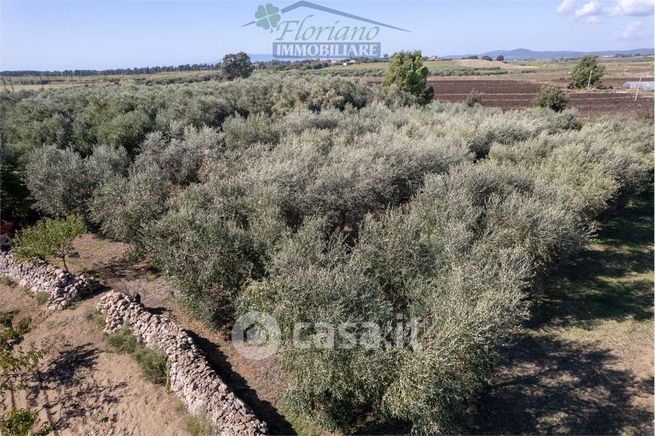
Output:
[
  {"left": 0, "top": 252, "right": 98, "bottom": 310},
  {"left": 98, "top": 291, "right": 268, "bottom": 436}
]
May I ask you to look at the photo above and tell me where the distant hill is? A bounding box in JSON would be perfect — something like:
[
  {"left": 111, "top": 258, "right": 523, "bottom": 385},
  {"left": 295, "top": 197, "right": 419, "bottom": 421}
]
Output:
[{"left": 443, "top": 48, "right": 654, "bottom": 60}]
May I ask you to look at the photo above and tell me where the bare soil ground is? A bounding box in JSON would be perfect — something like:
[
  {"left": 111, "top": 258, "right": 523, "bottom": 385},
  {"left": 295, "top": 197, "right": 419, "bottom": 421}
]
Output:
[
  {"left": 366, "top": 76, "right": 655, "bottom": 118},
  {"left": 0, "top": 284, "right": 191, "bottom": 435},
  {"left": 48, "top": 236, "right": 296, "bottom": 435},
  {"left": 427, "top": 78, "right": 654, "bottom": 118},
  {"left": 470, "top": 190, "right": 654, "bottom": 434}
]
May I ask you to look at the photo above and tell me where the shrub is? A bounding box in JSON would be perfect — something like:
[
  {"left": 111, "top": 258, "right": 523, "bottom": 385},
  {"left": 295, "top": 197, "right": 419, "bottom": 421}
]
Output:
[
  {"left": 155, "top": 94, "right": 233, "bottom": 131},
  {"left": 105, "top": 326, "right": 168, "bottom": 384},
  {"left": 0, "top": 409, "right": 39, "bottom": 436},
  {"left": 496, "top": 55, "right": 505, "bottom": 62},
  {"left": 465, "top": 90, "right": 482, "bottom": 107},
  {"left": 270, "top": 74, "right": 370, "bottom": 115},
  {"left": 135, "top": 126, "right": 222, "bottom": 185},
  {"left": 533, "top": 85, "right": 568, "bottom": 112},
  {"left": 0, "top": 144, "right": 32, "bottom": 224},
  {"left": 0, "top": 313, "right": 46, "bottom": 436},
  {"left": 133, "top": 347, "right": 168, "bottom": 384},
  {"left": 24, "top": 144, "right": 128, "bottom": 218},
  {"left": 95, "top": 108, "right": 154, "bottom": 154},
  {"left": 570, "top": 55, "right": 605, "bottom": 88},
  {"left": 105, "top": 326, "right": 139, "bottom": 353},
  {"left": 84, "top": 308, "right": 106, "bottom": 327},
  {"left": 369, "top": 84, "right": 417, "bottom": 108},
  {"left": 143, "top": 208, "right": 263, "bottom": 324},
  {"left": 34, "top": 292, "right": 49, "bottom": 305},
  {"left": 222, "top": 113, "right": 279, "bottom": 150},
  {"left": 86, "top": 144, "right": 130, "bottom": 183},
  {"left": 185, "top": 414, "right": 213, "bottom": 436},
  {"left": 0, "top": 277, "right": 16, "bottom": 287},
  {"left": 13, "top": 214, "right": 86, "bottom": 272},
  {"left": 24, "top": 146, "right": 91, "bottom": 217},
  {"left": 89, "top": 166, "right": 170, "bottom": 242},
  {"left": 2, "top": 97, "right": 71, "bottom": 153}
]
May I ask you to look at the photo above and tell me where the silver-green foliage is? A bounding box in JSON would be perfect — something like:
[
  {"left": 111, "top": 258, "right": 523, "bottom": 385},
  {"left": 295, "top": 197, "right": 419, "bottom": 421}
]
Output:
[
  {"left": 134, "top": 126, "right": 222, "bottom": 185},
  {"left": 89, "top": 166, "right": 170, "bottom": 242},
  {"left": 13, "top": 77, "right": 652, "bottom": 433},
  {"left": 237, "top": 107, "right": 652, "bottom": 433},
  {"left": 24, "top": 144, "right": 128, "bottom": 218}
]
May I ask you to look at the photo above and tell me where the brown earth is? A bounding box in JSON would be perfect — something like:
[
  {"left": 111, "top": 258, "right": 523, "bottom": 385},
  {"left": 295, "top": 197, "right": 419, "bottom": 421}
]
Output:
[
  {"left": 368, "top": 77, "right": 655, "bottom": 118},
  {"left": 0, "top": 284, "right": 191, "bottom": 435},
  {"left": 427, "top": 78, "right": 654, "bottom": 118},
  {"left": 469, "top": 190, "right": 654, "bottom": 434},
  {"left": 45, "top": 235, "right": 296, "bottom": 435},
  {"left": 431, "top": 79, "right": 654, "bottom": 119}
]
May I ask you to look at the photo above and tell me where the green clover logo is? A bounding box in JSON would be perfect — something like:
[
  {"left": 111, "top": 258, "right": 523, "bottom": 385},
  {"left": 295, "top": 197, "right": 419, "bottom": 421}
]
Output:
[{"left": 255, "top": 3, "right": 281, "bottom": 32}]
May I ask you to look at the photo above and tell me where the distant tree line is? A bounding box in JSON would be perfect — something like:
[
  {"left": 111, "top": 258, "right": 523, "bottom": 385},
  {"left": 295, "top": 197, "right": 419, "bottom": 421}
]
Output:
[
  {"left": 0, "top": 64, "right": 219, "bottom": 77},
  {"left": 0, "top": 59, "right": 338, "bottom": 77}
]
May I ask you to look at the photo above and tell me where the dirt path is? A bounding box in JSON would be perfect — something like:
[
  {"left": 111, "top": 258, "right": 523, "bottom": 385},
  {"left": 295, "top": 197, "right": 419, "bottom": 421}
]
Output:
[
  {"left": 55, "top": 236, "right": 296, "bottom": 435},
  {"left": 0, "top": 283, "right": 190, "bottom": 435},
  {"left": 470, "top": 190, "right": 654, "bottom": 434}
]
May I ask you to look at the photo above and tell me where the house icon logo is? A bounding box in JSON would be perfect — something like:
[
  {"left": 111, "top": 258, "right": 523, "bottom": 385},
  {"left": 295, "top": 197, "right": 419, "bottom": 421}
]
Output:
[{"left": 242, "top": 1, "right": 409, "bottom": 59}]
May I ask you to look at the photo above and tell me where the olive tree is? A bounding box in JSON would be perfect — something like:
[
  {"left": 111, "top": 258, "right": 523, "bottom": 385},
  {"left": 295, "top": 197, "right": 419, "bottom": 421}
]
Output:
[
  {"left": 24, "top": 145, "right": 128, "bottom": 218},
  {"left": 89, "top": 166, "right": 170, "bottom": 242}
]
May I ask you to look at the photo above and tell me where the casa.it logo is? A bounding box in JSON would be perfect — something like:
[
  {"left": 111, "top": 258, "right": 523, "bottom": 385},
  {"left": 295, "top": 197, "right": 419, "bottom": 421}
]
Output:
[
  {"left": 231, "top": 311, "right": 281, "bottom": 360},
  {"left": 242, "top": 1, "right": 409, "bottom": 59}
]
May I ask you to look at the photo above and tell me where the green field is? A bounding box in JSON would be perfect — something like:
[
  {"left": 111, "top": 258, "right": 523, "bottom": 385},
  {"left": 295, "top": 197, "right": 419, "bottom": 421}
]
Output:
[{"left": 3, "top": 56, "right": 652, "bottom": 92}]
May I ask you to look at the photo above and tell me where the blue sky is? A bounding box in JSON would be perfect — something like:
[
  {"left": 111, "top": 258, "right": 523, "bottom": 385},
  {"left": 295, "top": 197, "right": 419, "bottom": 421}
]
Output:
[{"left": 0, "top": 0, "right": 653, "bottom": 70}]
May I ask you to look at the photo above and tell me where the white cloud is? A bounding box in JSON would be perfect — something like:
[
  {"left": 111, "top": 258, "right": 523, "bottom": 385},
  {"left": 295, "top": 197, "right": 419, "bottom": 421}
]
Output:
[
  {"left": 620, "top": 20, "right": 649, "bottom": 38},
  {"left": 584, "top": 15, "right": 603, "bottom": 22},
  {"left": 557, "top": 0, "right": 577, "bottom": 13},
  {"left": 611, "top": 0, "right": 655, "bottom": 16},
  {"left": 557, "top": 0, "right": 654, "bottom": 18},
  {"left": 575, "top": 0, "right": 602, "bottom": 16}
]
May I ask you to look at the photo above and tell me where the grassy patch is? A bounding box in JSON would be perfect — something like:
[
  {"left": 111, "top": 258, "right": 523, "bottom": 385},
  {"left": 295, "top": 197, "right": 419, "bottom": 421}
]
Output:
[
  {"left": 0, "top": 276, "right": 16, "bottom": 287},
  {"left": 34, "top": 292, "right": 50, "bottom": 305},
  {"left": 472, "top": 188, "right": 654, "bottom": 434},
  {"left": 105, "top": 326, "right": 168, "bottom": 385},
  {"left": 280, "top": 407, "right": 334, "bottom": 436},
  {"left": 45, "top": 320, "right": 67, "bottom": 329},
  {"left": 145, "top": 271, "right": 160, "bottom": 282},
  {"left": 84, "top": 308, "right": 106, "bottom": 328},
  {"left": 532, "top": 188, "right": 654, "bottom": 329},
  {"left": 105, "top": 326, "right": 139, "bottom": 353},
  {"left": 185, "top": 414, "right": 213, "bottom": 436},
  {"left": 132, "top": 347, "right": 167, "bottom": 384},
  {"left": 173, "top": 402, "right": 213, "bottom": 436}
]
